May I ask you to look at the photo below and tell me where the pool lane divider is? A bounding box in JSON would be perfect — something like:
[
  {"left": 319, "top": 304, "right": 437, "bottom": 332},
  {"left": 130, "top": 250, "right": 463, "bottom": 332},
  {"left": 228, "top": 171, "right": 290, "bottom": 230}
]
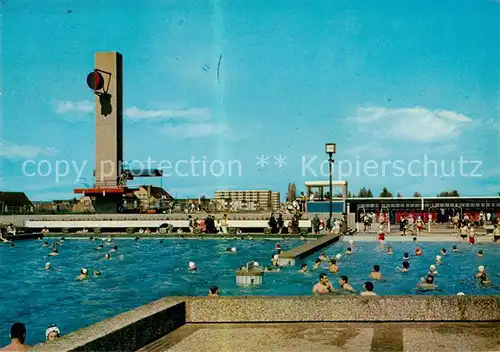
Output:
[{"left": 278, "top": 234, "right": 341, "bottom": 266}]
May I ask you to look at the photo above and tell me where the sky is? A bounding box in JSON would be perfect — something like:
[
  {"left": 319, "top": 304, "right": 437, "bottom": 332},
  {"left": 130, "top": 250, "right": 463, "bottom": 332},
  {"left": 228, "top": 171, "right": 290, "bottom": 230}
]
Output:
[{"left": 1, "top": 0, "right": 499, "bottom": 201}]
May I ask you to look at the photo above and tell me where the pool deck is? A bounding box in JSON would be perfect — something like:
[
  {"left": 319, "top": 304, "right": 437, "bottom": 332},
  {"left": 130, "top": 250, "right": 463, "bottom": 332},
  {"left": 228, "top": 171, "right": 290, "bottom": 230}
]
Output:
[
  {"left": 137, "top": 322, "right": 500, "bottom": 352},
  {"left": 343, "top": 233, "right": 496, "bottom": 243},
  {"left": 278, "top": 234, "right": 340, "bottom": 265}
]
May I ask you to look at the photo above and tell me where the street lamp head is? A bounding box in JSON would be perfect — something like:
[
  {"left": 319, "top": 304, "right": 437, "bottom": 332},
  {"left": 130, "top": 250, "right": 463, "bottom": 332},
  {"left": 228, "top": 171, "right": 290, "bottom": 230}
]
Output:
[{"left": 325, "top": 143, "right": 336, "bottom": 154}]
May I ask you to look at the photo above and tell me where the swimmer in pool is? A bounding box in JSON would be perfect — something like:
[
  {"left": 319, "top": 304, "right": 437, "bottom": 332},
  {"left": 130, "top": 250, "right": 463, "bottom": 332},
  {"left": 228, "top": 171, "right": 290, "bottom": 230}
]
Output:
[
  {"left": 110, "top": 245, "right": 118, "bottom": 252},
  {"left": 48, "top": 248, "right": 58, "bottom": 256},
  {"left": 275, "top": 243, "right": 281, "bottom": 251},
  {"left": 441, "top": 248, "right": 447, "bottom": 256},
  {"left": 338, "top": 275, "right": 355, "bottom": 293},
  {"left": 313, "top": 258, "right": 322, "bottom": 271},
  {"left": 475, "top": 266, "right": 487, "bottom": 279},
  {"left": 208, "top": 286, "right": 219, "bottom": 296},
  {"left": 345, "top": 247, "right": 353, "bottom": 255},
  {"left": 96, "top": 244, "right": 104, "bottom": 250},
  {"left": 435, "top": 255, "right": 441, "bottom": 264},
  {"left": 264, "top": 266, "right": 280, "bottom": 272},
  {"left": 370, "top": 265, "right": 382, "bottom": 280},
  {"left": 397, "top": 261, "right": 410, "bottom": 272},
  {"left": 226, "top": 247, "right": 237, "bottom": 253},
  {"left": 428, "top": 265, "right": 438, "bottom": 275},
  {"left": 415, "top": 248, "right": 422, "bottom": 256},
  {"left": 271, "top": 254, "right": 280, "bottom": 266},
  {"left": 104, "top": 253, "right": 110, "bottom": 260},
  {"left": 328, "top": 259, "right": 339, "bottom": 273},
  {"left": 452, "top": 245, "right": 459, "bottom": 252},
  {"left": 312, "top": 273, "right": 334, "bottom": 295},
  {"left": 318, "top": 252, "right": 328, "bottom": 261},
  {"left": 477, "top": 250, "right": 483, "bottom": 257},
  {"left": 386, "top": 246, "right": 393, "bottom": 255},
  {"left": 42, "top": 241, "right": 49, "bottom": 247},
  {"left": 45, "top": 324, "right": 60, "bottom": 341},
  {"left": 403, "top": 252, "right": 410, "bottom": 261},
  {"left": 45, "top": 262, "right": 51, "bottom": 271},
  {"left": 188, "top": 261, "right": 197, "bottom": 271},
  {"left": 417, "top": 275, "right": 437, "bottom": 291},
  {"left": 299, "top": 263, "right": 308, "bottom": 273},
  {"left": 93, "top": 270, "right": 101, "bottom": 277},
  {"left": 76, "top": 268, "right": 88, "bottom": 281},
  {"left": 360, "top": 281, "right": 377, "bottom": 296}
]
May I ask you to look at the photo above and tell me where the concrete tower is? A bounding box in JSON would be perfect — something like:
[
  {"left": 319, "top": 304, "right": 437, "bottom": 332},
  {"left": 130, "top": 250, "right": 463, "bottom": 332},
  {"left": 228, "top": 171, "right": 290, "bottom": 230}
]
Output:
[{"left": 94, "top": 52, "right": 123, "bottom": 188}]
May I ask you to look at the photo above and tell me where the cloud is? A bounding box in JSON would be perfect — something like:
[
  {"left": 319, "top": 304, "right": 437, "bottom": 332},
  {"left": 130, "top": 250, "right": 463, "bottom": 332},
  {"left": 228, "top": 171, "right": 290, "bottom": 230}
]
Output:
[
  {"left": 52, "top": 100, "right": 94, "bottom": 114},
  {"left": 125, "top": 107, "right": 211, "bottom": 120},
  {"left": 52, "top": 100, "right": 211, "bottom": 121},
  {"left": 162, "top": 123, "right": 229, "bottom": 139},
  {"left": 344, "top": 144, "right": 391, "bottom": 158},
  {"left": 349, "top": 106, "right": 473, "bottom": 142},
  {"left": 0, "top": 141, "right": 58, "bottom": 159}
]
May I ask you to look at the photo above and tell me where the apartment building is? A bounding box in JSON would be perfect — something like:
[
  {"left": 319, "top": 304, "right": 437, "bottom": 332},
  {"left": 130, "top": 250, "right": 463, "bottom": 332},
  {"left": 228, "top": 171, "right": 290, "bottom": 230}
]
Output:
[{"left": 214, "top": 190, "right": 280, "bottom": 211}]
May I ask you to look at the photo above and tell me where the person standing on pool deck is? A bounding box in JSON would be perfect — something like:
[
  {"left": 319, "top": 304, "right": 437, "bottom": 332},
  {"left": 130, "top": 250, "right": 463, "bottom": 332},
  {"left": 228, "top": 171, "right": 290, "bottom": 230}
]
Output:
[
  {"left": 313, "top": 273, "right": 334, "bottom": 295},
  {"left": 468, "top": 227, "right": 477, "bottom": 244},
  {"left": 0, "top": 322, "right": 29, "bottom": 351},
  {"left": 416, "top": 216, "right": 424, "bottom": 236}
]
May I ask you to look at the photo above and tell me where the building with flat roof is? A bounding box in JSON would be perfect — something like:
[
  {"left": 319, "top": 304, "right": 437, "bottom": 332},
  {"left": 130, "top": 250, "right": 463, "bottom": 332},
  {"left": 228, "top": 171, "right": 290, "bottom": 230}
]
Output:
[{"left": 214, "top": 190, "right": 280, "bottom": 211}]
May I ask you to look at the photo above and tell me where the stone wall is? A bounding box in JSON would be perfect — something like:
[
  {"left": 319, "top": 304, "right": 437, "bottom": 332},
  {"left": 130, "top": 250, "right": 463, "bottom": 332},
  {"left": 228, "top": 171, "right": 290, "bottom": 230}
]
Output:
[
  {"left": 185, "top": 296, "right": 500, "bottom": 322},
  {"left": 33, "top": 299, "right": 185, "bottom": 352},
  {"left": 33, "top": 296, "right": 500, "bottom": 351}
]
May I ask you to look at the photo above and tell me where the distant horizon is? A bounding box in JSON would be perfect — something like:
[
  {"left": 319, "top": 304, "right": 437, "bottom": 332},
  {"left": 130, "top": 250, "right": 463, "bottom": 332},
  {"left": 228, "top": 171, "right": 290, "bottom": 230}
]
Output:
[{"left": 1, "top": 0, "right": 499, "bottom": 201}]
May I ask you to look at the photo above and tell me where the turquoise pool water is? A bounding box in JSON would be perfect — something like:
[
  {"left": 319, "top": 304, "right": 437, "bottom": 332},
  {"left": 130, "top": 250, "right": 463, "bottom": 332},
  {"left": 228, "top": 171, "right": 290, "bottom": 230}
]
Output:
[{"left": 0, "top": 238, "right": 498, "bottom": 346}]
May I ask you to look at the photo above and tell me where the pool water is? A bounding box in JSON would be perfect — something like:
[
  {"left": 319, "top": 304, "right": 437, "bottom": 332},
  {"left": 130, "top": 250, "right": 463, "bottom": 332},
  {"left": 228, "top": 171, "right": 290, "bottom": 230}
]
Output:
[{"left": 0, "top": 238, "right": 498, "bottom": 346}]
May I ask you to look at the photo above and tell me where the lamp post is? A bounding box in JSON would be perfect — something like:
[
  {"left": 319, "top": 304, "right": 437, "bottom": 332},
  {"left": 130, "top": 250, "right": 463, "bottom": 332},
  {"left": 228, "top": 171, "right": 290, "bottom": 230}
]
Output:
[{"left": 325, "top": 143, "right": 336, "bottom": 231}]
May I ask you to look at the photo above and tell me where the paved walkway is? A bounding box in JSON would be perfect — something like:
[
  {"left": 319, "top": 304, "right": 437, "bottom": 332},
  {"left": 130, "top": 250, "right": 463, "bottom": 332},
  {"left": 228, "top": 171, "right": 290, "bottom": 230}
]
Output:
[
  {"left": 137, "top": 322, "right": 500, "bottom": 352},
  {"left": 343, "top": 233, "right": 495, "bottom": 243}
]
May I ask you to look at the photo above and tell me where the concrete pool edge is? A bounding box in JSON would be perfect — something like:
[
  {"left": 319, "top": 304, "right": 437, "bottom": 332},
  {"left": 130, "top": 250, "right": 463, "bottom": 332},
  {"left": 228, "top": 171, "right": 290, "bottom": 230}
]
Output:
[
  {"left": 31, "top": 298, "right": 185, "bottom": 352},
  {"left": 33, "top": 296, "right": 500, "bottom": 351}
]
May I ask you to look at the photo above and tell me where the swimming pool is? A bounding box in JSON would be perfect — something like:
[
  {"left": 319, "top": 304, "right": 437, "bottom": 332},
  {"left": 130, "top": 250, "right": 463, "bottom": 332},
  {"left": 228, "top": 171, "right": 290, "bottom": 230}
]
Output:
[{"left": 0, "top": 238, "right": 498, "bottom": 345}]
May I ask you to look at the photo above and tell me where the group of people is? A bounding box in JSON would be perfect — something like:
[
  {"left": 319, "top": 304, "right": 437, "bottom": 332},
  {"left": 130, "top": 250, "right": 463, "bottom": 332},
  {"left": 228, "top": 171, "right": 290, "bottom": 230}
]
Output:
[
  {"left": 307, "top": 237, "right": 494, "bottom": 296},
  {"left": 1, "top": 322, "right": 60, "bottom": 351},
  {"left": 187, "top": 214, "right": 229, "bottom": 234}
]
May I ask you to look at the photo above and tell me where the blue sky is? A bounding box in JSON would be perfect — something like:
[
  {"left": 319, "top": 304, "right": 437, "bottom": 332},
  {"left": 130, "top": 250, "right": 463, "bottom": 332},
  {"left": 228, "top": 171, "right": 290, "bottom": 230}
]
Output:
[{"left": 1, "top": 0, "right": 499, "bottom": 200}]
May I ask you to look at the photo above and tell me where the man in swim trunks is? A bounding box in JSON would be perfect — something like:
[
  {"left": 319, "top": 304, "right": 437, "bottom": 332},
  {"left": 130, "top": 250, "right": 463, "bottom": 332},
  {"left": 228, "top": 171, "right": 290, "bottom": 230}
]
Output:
[
  {"left": 299, "top": 263, "right": 308, "bottom": 273},
  {"left": 312, "top": 273, "right": 334, "bottom": 295}
]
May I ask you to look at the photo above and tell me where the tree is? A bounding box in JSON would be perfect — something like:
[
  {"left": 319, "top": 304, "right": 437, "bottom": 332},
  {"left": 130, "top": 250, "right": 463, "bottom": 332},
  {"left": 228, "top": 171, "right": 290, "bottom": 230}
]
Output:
[
  {"left": 287, "top": 183, "right": 297, "bottom": 201},
  {"left": 379, "top": 187, "right": 393, "bottom": 198},
  {"left": 413, "top": 192, "right": 422, "bottom": 197},
  {"left": 358, "top": 187, "right": 368, "bottom": 197},
  {"left": 437, "top": 190, "right": 460, "bottom": 197},
  {"left": 397, "top": 192, "right": 402, "bottom": 198},
  {"left": 347, "top": 191, "right": 353, "bottom": 198},
  {"left": 358, "top": 187, "right": 374, "bottom": 197}
]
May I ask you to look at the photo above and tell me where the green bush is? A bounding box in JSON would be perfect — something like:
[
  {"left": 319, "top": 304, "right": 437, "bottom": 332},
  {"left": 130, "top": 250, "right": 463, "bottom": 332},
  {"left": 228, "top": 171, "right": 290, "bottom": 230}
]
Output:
[
  {"left": 126, "top": 228, "right": 135, "bottom": 234},
  {"left": 228, "top": 227, "right": 236, "bottom": 234},
  {"left": 93, "top": 227, "right": 102, "bottom": 235},
  {"left": 264, "top": 228, "right": 271, "bottom": 234},
  {"left": 61, "top": 228, "right": 69, "bottom": 234}
]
